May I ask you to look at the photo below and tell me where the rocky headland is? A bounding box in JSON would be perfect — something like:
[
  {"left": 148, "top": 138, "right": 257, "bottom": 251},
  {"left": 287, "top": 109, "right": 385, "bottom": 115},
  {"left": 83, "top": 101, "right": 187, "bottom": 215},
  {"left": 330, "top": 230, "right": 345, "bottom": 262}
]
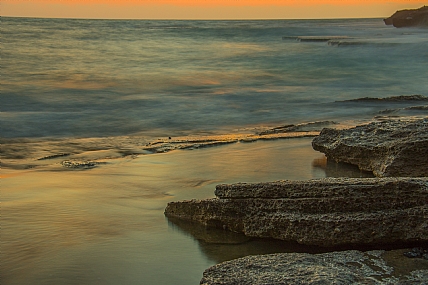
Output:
[
  {"left": 312, "top": 118, "right": 428, "bottom": 177},
  {"left": 384, "top": 6, "right": 428, "bottom": 28}
]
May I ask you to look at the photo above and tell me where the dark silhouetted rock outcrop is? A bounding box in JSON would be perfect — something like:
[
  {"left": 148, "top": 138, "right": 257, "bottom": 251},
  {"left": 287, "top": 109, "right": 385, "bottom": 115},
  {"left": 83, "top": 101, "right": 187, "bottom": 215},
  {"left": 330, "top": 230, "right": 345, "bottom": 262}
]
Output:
[
  {"left": 384, "top": 6, "right": 428, "bottom": 27},
  {"left": 200, "top": 250, "right": 428, "bottom": 285},
  {"left": 312, "top": 119, "right": 428, "bottom": 177},
  {"left": 165, "top": 177, "right": 428, "bottom": 247},
  {"left": 342, "top": 95, "right": 428, "bottom": 102}
]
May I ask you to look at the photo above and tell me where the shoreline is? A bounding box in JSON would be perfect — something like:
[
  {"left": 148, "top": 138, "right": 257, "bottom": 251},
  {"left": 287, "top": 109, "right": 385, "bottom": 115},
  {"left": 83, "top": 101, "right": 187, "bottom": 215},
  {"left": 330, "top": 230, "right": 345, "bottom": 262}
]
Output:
[
  {"left": 3, "top": 116, "right": 427, "bottom": 284},
  {"left": 163, "top": 117, "right": 428, "bottom": 284},
  {"left": 2, "top": 94, "right": 427, "bottom": 172},
  {"left": 0, "top": 119, "right": 369, "bottom": 172}
]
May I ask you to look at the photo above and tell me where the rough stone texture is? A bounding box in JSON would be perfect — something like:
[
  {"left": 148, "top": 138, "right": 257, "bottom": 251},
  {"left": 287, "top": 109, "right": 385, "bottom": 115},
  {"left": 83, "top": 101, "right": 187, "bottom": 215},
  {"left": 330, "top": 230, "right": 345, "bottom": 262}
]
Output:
[
  {"left": 311, "top": 119, "right": 428, "bottom": 177},
  {"left": 384, "top": 6, "right": 428, "bottom": 27},
  {"left": 200, "top": 250, "right": 428, "bottom": 285},
  {"left": 165, "top": 177, "right": 428, "bottom": 247}
]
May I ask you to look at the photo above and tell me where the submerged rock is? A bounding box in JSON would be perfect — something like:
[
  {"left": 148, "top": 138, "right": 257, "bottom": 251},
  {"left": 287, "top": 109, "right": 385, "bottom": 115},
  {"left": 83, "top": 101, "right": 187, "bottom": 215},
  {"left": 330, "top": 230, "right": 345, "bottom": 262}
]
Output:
[
  {"left": 165, "top": 177, "right": 428, "bottom": 247},
  {"left": 384, "top": 6, "right": 428, "bottom": 27},
  {"left": 258, "top": 120, "right": 338, "bottom": 135},
  {"left": 341, "top": 95, "right": 428, "bottom": 102},
  {"left": 311, "top": 119, "right": 428, "bottom": 177},
  {"left": 61, "top": 160, "right": 99, "bottom": 169},
  {"left": 200, "top": 250, "right": 428, "bottom": 285},
  {"left": 37, "top": 153, "right": 71, "bottom": 160}
]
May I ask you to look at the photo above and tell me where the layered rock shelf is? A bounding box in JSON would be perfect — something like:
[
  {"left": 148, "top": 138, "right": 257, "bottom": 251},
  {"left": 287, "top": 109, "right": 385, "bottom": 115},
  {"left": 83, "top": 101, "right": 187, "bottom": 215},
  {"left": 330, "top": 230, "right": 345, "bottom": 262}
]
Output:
[
  {"left": 165, "top": 177, "right": 428, "bottom": 247},
  {"left": 200, "top": 250, "right": 428, "bottom": 285},
  {"left": 165, "top": 117, "right": 428, "bottom": 283},
  {"left": 312, "top": 119, "right": 428, "bottom": 177}
]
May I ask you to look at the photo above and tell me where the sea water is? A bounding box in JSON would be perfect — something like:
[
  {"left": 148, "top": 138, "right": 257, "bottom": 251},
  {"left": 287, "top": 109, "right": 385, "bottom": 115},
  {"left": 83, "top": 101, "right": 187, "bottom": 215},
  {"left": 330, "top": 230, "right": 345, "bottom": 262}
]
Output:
[
  {"left": 1, "top": 17, "right": 427, "bottom": 285},
  {"left": 2, "top": 17, "right": 428, "bottom": 138}
]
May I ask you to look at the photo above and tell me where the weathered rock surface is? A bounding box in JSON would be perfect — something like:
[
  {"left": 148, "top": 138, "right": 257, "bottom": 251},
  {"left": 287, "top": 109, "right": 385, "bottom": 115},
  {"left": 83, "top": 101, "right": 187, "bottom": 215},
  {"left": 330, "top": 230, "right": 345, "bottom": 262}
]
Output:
[
  {"left": 384, "top": 6, "right": 428, "bottom": 27},
  {"left": 200, "top": 250, "right": 428, "bottom": 285},
  {"left": 165, "top": 177, "right": 428, "bottom": 247},
  {"left": 311, "top": 119, "right": 428, "bottom": 177}
]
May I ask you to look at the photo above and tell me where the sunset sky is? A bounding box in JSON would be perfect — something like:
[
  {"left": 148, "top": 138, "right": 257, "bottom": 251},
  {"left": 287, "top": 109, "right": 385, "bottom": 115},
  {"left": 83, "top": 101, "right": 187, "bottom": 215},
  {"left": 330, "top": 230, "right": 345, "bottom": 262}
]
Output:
[{"left": 2, "top": 0, "right": 426, "bottom": 19}]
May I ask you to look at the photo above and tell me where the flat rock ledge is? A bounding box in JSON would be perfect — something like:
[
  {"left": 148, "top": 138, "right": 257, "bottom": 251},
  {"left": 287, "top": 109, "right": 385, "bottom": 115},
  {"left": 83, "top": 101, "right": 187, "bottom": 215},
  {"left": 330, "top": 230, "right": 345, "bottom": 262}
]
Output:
[
  {"left": 165, "top": 177, "right": 428, "bottom": 247},
  {"left": 200, "top": 250, "right": 428, "bottom": 285},
  {"left": 311, "top": 118, "right": 428, "bottom": 177}
]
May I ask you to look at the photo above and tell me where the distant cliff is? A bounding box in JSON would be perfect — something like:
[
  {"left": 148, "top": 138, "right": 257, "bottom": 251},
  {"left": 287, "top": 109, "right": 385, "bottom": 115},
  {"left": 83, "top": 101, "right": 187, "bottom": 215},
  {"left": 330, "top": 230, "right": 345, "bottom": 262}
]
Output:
[{"left": 384, "top": 6, "right": 428, "bottom": 27}]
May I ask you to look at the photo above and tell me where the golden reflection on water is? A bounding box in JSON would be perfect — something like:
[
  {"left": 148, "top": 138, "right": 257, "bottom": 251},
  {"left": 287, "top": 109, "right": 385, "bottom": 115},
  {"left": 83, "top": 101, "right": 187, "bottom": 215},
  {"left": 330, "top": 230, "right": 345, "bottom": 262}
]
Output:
[
  {"left": 2, "top": 138, "right": 368, "bottom": 284},
  {"left": 2, "top": 164, "right": 171, "bottom": 283}
]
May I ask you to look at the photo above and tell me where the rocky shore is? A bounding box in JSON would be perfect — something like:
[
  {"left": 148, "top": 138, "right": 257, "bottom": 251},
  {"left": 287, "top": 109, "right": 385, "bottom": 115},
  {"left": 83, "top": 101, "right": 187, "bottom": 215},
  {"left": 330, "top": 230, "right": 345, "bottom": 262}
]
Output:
[
  {"left": 165, "top": 118, "right": 428, "bottom": 284},
  {"left": 165, "top": 177, "right": 428, "bottom": 247},
  {"left": 312, "top": 118, "right": 428, "bottom": 177},
  {"left": 200, "top": 250, "right": 428, "bottom": 285}
]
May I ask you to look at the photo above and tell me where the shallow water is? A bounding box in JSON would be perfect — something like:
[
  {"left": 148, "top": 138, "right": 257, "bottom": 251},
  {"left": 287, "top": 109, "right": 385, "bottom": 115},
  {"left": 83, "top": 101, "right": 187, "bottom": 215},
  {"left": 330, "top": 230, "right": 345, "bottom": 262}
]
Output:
[{"left": 2, "top": 138, "right": 374, "bottom": 285}]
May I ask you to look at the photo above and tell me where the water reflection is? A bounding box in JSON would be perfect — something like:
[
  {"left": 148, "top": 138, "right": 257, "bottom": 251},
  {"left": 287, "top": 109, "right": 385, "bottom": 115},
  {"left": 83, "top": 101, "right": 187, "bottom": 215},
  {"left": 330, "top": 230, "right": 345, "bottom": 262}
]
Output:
[
  {"left": 312, "top": 156, "right": 374, "bottom": 178},
  {"left": 2, "top": 137, "right": 375, "bottom": 285},
  {"left": 167, "top": 217, "right": 333, "bottom": 264}
]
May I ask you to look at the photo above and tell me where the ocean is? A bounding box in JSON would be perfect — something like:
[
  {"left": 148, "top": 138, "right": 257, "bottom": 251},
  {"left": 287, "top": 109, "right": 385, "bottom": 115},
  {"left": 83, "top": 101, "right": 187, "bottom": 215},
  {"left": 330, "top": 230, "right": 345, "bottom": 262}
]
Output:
[{"left": 1, "top": 17, "right": 427, "bottom": 284}]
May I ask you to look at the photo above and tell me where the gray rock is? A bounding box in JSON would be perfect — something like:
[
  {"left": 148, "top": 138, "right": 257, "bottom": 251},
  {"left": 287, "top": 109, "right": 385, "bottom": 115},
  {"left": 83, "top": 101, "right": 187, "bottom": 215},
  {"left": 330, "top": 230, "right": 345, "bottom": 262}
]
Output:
[
  {"left": 200, "top": 250, "right": 428, "bottom": 285},
  {"left": 311, "top": 119, "right": 428, "bottom": 177},
  {"left": 165, "top": 177, "right": 428, "bottom": 247}
]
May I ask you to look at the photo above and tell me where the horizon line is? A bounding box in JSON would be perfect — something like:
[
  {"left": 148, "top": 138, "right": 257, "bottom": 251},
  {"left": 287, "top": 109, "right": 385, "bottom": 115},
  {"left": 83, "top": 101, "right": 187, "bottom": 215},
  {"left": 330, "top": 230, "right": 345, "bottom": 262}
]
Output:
[{"left": 3, "top": 15, "right": 386, "bottom": 21}]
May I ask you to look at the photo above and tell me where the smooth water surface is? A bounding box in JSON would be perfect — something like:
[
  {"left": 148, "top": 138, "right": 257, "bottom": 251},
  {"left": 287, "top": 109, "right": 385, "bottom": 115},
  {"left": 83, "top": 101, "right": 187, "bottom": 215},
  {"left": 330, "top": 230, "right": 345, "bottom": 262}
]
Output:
[{"left": 2, "top": 138, "right": 373, "bottom": 285}]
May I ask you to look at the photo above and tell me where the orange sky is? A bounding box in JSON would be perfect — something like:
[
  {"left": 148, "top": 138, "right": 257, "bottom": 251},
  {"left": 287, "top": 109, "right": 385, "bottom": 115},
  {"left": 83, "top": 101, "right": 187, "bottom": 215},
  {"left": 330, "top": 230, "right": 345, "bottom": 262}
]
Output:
[{"left": 2, "top": 0, "right": 426, "bottom": 19}]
